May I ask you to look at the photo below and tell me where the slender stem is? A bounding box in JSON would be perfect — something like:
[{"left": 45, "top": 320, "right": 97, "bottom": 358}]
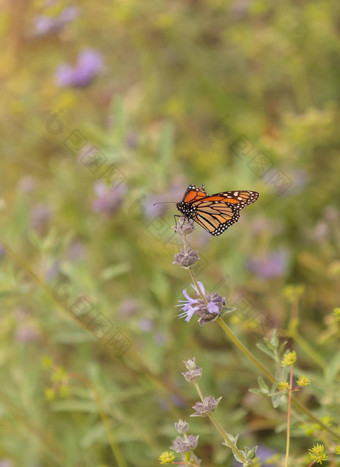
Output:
[
  {"left": 307, "top": 462, "right": 315, "bottom": 467},
  {"left": 69, "top": 373, "right": 127, "bottom": 467},
  {"left": 217, "top": 317, "right": 275, "bottom": 383},
  {"left": 193, "top": 382, "right": 246, "bottom": 464},
  {"left": 284, "top": 365, "right": 294, "bottom": 467},
  {"left": 194, "top": 382, "right": 205, "bottom": 402},
  {"left": 181, "top": 233, "right": 208, "bottom": 305}
]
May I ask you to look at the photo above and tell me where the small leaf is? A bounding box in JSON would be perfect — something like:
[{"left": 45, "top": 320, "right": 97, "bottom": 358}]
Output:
[
  {"left": 258, "top": 377, "right": 269, "bottom": 393},
  {"left": 270, "top": 330, "right": 278, "bottom": 348},
  {"left": 256, "top": 343, "right": 275, "bottom": 358},
  {"left": 100, "top": 263, "right": 130, "bottom": 281},
  {"left": 249, "top": 388, "right": 261, "bottom": 395},
  {"left": 27, "top": 230, "right": 43, "bottom": 250}
]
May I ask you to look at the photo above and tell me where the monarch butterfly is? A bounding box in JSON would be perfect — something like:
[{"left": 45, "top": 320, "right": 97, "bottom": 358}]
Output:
[{"left": 176, "top": 184, "right": 259, "bottom": 236}]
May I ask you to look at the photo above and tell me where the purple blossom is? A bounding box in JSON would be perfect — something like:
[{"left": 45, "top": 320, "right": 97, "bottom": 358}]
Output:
[
  {"left": 67, "top": 241, "right": 86, "bottom": 261},
  {"left": 177, "top": 282, "right": 226, "bottom": 325},
  {"left": 119, "top": 299, "right": 138, "bottom": 317},
  {"left": 31, "top": 203, "right": 52, "bottom": 231},
  {"left": 138, "top": 318, "right": 154, "bottom": 332},
  {"left": 92, "top": 181, "right": 126, "bottom": 217},
  {"left": 34, "top": 7, "right": 78, "bottom": 35},
  {"left": 0, "top": 244, "right": 5, "bottom": 260},
  {"left": 16, "top": 325, "right": 39, "bottom": 343},
  {"left": 177, "top": 286, "right": 201, "bottom": 322},
  {"left": 18, "top": 176, "right": 35, "bottom": 194},
  {"left": 246, "top": 250, "right": 287, "bottom": 279},
  {"left": 56, "top": 49, "right": 103, "bottom": 88}
]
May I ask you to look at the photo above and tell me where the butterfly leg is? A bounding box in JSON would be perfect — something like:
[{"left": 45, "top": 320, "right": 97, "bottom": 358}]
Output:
[{"left": 173, "top": 214, "right": 181, "bottom": 227}]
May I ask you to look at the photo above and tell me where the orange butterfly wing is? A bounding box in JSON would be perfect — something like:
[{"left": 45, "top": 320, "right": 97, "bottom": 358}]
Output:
[{"left": 177, "top": 186, "right": 259, "bottom": 236}]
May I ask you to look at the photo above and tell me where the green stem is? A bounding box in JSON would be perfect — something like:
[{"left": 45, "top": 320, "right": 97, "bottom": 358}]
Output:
[
  {"left": 193, "top": 383, "right": 246, "bottom": 464},
  {"left": 284, "top": 365, "right": 293, "bottom": 467},
  {"left": 217, "top": 317, "right": 275, "bottom": 383},
  {"left": 69, "top": 373, "right": 127, "bottom": 467}
]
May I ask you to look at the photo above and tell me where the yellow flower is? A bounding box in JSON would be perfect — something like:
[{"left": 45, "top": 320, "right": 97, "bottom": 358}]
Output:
[
  {"left": 283, "top": 285, "right": 305, "bottom": 303},
  {"left": 51, "top": 366, "right": 66, "bottom": 383},
  {"left": 308, "top": 444, "right": 328, "bottom": 464},
  {"left": 336, "top": 446, "right": 340, "bottom": 455},
  {"left": 44, "top": 387, "right": 55, "bottom": 401},
  {"left": 278, "top": 381, "right": 290, "bottom": 390},
  {"left": 333, "top": 307, "right": 340, "bottom": 321},
  {"left": 297, "top": 375, "right": 310, "bottom": 387},
  {"left": 281, "top": 351, "right": 297, "bottom": 367},
  {"left": 59, "top": 384, "right": 70, "bottom": 398},
  {"left": 42, "top": 355, "right": 53, "bottom": 369},
  {"left": 159, "top": 451, "right": 175, "bottom": 464}
]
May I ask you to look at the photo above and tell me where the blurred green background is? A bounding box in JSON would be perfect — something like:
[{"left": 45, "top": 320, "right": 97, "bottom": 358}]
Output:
[{"left": 1, "top": 0, "right": 340, "bottom": 466}]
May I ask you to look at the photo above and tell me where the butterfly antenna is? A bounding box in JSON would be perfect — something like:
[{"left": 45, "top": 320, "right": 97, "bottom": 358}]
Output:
[{"left": 152, "top": 201, "right": 177, "bottom": 206}]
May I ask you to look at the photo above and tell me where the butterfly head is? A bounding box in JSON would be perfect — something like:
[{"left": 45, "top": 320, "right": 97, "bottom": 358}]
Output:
[{"left": 176, "top": 201, "right": 196, "bottom": 218}]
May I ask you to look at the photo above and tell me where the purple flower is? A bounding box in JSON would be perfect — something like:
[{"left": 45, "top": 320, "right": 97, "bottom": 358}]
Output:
[
  {"left": 16, "top": 325, "right": 39, "bottom": 343},
  {"left": 67, "top": 241, "right": 86, "bottom": 261},
  {"left": 92, "top": 181, "right": 126, "bottom": 217},
  {"left": 18, "top": 176, "right": 35, "bottom": 194},
  {"left": 177, "top": 282, "right": 226, "bottom": 325},
  {"left": 0, "top": 244, "right": 5, "bottom": 261},
  {"left": 246, "top": 250, "right": 287, "bottom": 279},
  {"left": 177, "top": 286, "right": 201, "bottom": 322},
  {"left": 119, "top": 299, "right": 138, "bottom": 317},
  {"left": 31, "top": 203, "right": 52, "bottom": 231},
  {"left": 56, "top": 49, "right": 103, "bottom": 87},
  {"left": 34, "top": 7, "right": 78, "bottom": 35},
  {"left": 138, "top": 318, "right": 154, "bottom": 332}
]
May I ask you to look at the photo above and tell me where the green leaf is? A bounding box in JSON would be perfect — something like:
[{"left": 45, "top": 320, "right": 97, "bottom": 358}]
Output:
[
  {"left": 249, "top": 388, "right": 262, "bottom": 395},
  {"left": 256, "top": 343, "right": 274, "bottom": 358},
  {"left": 270, "top": 330, "right": 278, "bottom": 348},
  {"left": 100, "top": 263, "right": 130, "bottom": 281},
  {"left": 325, "top": 352, "right": 340, "bottom": 383},
  {"left": 81, "top": 423, "right": 107, "bottom": 448},
  {"left": 51, "top": 400, "right": 98, "bottom": 413},
  {"left": 27, "top": 230, "right": 43, "bottom": 251},
  {"left": 258, "top": 376, "right": 269, "bottom": 393}
]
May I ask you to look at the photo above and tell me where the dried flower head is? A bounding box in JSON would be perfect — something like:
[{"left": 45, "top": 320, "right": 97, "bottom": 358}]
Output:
[
  {"left": 174, "top": 216, "right": 195, "bottom": 235},
  {"left": 175, "top": 419, "right": 189, "bottom": 434},
  {"left": 173, "top": 249, "right": 199, "bottom": 268},
  {"left": 170, "top": 434, "right": 199, "bottom": 453},
  {"left": 182, "top": 364, "right": 202, "bottom": 383},
  {"left": 183, "top": 357, "right": 197, "bottom": 370},
  {"left": 191, "top": 395, "right": 222, "bottom": 417}
]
